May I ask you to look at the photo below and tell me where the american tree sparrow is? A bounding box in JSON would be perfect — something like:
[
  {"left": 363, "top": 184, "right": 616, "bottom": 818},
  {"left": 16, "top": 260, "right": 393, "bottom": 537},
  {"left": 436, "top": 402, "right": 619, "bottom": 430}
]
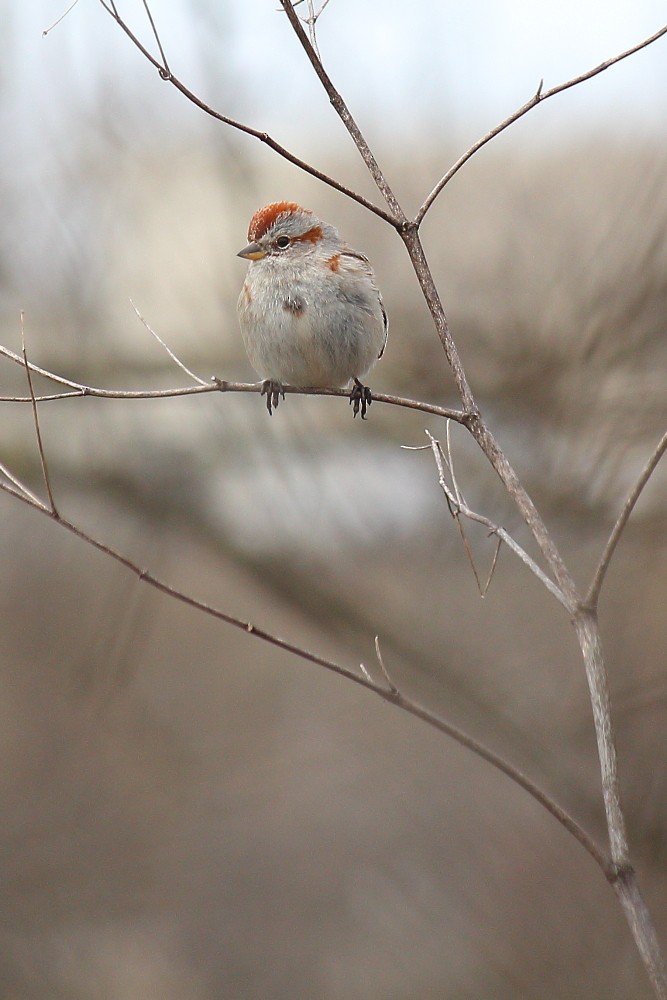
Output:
[{"left": 237, "top": 202, "right": 387, "bottom": 418}]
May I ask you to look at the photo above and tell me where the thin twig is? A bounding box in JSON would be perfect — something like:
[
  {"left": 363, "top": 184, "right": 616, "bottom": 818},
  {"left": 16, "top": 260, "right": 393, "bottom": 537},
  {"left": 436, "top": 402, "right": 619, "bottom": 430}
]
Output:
[
  {"left": 298, "top": 0, "right": 333, "bottom": 60},
  {"left": 0, "top": 471, "right": 612, "bottom": 879},
  {"left": 444, "top": 418, "right": 464, "bottom": 506},
  {"left": 0, "top": 461, "right": 48, "bottom": 510},
  {"left": 1, "top": 343, "right": 85, "bottom": 390},
  {"left": 438, "top": 424, "right": 487, "bottom": 594},
  {"left": 358, "top": 660, "right": 374, "bottom": 684},
  {"left": 141, "top": 0, "right": 170, "bottom": 76},
  {"left": 96, "top": 0, "right": 397, "bottom": 226},
  {"left": 374, "top": 635, "right": 398, "bottom": 696},
  {"left": 129, "top": 299, "right": 208, "bottom": 386},
  {"left": 424, "top": 431, "right": 569, "bottom": 608},
  {"left": 298, "top": 0, "right": 320, "bottom": 58},
  {"left": 482, "top": 536, "right": 502, "bottom": 596},
  {"left": 586, "top": 428, "right": 667, "bottom": 609},
  {"left": 416, "top": 22, "right": 667, "bottom": 223},
  {"left": 42, "top": 0, "right": 81, "bottom": 36},
  {"left": 20, "top": 315, "right": 57, "bottom": 514},
  {"left": 441, "top": 426, "right": 497, "bottom": 595}
]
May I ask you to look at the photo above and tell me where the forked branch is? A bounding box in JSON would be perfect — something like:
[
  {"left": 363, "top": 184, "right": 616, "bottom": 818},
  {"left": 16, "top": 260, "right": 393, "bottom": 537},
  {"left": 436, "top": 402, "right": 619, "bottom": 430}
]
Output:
[
  {"left": 95, "top": 0, "right": 397, "bottom": 225},
  {"left": 421, "top": 430, "right": 569, "bottom": 608}
]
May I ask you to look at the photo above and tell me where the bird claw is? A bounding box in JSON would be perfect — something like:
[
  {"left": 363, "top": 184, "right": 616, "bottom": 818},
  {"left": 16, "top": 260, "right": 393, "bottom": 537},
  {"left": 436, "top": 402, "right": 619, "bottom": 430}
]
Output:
[
  {"left": 350, "top": 378, "right": 372, "bottom": 419},
  {"left": 261, "top": 379, "right": 285, "bottom": 415}
]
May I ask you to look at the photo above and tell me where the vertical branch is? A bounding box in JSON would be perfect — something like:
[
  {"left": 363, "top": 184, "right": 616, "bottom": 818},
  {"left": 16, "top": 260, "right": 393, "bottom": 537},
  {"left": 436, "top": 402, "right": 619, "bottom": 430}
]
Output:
[
  {"left": 401, "top": 228, "right": 580, "bottom": 607},
  {"left": 278, "top": 0, "right": 404, "bottom": 218},
  {"left": 614, "top": 870, "right": 667, "bottom": 1000},
  {"left": 399, "top": 226, "right": 476, "bottom": 413},
  {"left": 572, "top": 611, "right": 666, "bottom": 999},
  {"left": 573, "top": 611, "right": 627, "bottom": 865}
]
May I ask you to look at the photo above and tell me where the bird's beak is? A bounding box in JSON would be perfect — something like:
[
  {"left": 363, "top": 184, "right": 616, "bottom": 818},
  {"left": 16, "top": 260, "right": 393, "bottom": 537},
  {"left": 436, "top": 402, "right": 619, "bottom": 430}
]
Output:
[{"left": 237, "top": 242, "right": 266, "bottom": 260}]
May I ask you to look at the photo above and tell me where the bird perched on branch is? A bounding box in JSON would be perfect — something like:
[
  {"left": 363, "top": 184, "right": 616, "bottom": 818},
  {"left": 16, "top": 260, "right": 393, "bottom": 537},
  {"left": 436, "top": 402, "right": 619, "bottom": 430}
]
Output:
[{"left": 237, "top": 202, "right": 387, "bottom": 418}]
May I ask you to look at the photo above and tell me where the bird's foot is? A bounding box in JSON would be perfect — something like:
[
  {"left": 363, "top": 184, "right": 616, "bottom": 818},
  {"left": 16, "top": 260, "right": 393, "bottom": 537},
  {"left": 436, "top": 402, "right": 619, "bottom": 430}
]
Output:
[
  {"left": 350, "top": 378, "right": 372, "bottom": 419},
  {"left": 261, "top": 379, "right": 285, "bottom": 415}
]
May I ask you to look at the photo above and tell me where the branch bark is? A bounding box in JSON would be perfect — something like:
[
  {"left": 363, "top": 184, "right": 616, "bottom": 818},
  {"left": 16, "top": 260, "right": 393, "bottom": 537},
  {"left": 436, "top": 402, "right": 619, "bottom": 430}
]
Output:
[
  {"left": 0, "top": 342, "right": 465, "bottom": 422},
  {"left": 96, "top": 0, "right": 398, "bottom": 225},
  {"left": 0, "top": 473, "right": 610, "bottom": 881},
  {"left": 278, "top": 0, "right": 404, "bottom": 219}
]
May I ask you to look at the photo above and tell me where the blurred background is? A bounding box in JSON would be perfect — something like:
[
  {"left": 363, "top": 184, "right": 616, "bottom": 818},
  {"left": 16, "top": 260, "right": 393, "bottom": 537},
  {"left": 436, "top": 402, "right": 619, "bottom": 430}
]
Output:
[{"left": 1, "top": 1, "right": 667, "bottom": 997}]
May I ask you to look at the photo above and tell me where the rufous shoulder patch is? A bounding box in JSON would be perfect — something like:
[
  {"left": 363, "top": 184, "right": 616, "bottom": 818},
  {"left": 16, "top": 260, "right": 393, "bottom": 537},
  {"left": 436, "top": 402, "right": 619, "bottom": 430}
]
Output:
[{"left": 326, "top": 253, "right": 340, "bottom": 271}]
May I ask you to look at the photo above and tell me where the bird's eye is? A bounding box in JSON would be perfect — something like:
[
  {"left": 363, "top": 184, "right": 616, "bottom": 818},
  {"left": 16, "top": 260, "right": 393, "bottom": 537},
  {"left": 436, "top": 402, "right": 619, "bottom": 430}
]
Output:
[{"left": 275, "top": 236, "right": 290, "bottom": 249}]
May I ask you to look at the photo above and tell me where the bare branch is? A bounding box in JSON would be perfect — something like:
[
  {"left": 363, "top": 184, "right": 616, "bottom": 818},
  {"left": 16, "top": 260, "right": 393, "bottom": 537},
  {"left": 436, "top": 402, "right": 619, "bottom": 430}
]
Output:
[
  {"left": 129, "top": 299, "right": 208, "bottom": 386},
  {"left": 482, "top": 536, "right": 502, "bottom": 597},
  {"left": 0, "top": 342, "right": 88, "bottom": 391},
  {"left": 586, "top": 429, "right": 667, "bottom": 609},
  {"left": 140, "top": 0, "right": 170, "bottom": 77},
  {"left": 444, "top": 418, "right": 464, "bottom": 506},
  {"left": 398, "top": 227, "right": 579, "bottom": 610},
  {"left": 614, "top": 868, "right": 667, "bottom": 1000},
  {"left": 96, "top": 1, "right": 397, "bottom": 226},
  {"left": 0, "top": 461, "right": 48, "bottom": 510},
  {"left": 21, "top": 315, "right": 57, "bottom": 514},
  {"left": 0, "top": 472, "right": 613, "bottom": 880},
  {"left": 416, "top": 22, "right": 667, "bottom": 224},
  {"left": 0, "top": 342, "right": 466, "bottom": 420},
  {"left": 424, "top": 431, "right": 570, "bottom": 608},
  {"left": 374, "top": 635, "right": 398, "bottom": 696},
  {"left": 399, "top": 227, "right": 476, "bottom": 413},
  {"left": 438, "top": 422, "right": 489, "bottom": 594},
  {"left": 42, "top": 0, "right": 81, "bottom": 36},
  {"left": 573, "top": 610, "right": 628, "bottom": 866},
  {"left": 293, "top": 0, "right": 332, "bottom": 60},
  {"left": 277, "top": 0, "right": 404, "bottom": 219},
  {"left": 358, "top": 660, "right": 374, "bottom": 685}
]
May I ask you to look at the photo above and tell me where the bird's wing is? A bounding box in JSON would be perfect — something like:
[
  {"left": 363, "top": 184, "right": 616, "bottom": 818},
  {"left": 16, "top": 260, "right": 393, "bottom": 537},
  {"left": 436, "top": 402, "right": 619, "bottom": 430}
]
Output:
[{"left": 340, "top": 248, "right": 388, "bottom": 359}]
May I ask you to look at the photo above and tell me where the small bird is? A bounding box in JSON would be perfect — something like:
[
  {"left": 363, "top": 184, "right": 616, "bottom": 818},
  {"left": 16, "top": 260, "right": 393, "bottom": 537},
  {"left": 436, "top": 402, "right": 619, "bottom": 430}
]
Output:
[{"left": 237, "top": 202, "right": 387, "bottom": 418}]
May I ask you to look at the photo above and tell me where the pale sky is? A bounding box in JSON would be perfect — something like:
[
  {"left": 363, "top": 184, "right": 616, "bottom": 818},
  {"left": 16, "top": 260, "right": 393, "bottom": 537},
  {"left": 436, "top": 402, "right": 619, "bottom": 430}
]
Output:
[{"left": 13, "top": 0, "right": 667, "bottom": 154}]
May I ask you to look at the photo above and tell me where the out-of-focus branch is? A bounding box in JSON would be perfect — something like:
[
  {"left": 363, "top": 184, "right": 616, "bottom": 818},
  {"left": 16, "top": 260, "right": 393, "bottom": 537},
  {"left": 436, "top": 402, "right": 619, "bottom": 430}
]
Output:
[
  {"left": 95, "top": 0, "right": 397, "bottom": 226},
  {"left": 416, "top": 22, "right": 667, "bottom": 224},
  {"left": 586, "top": 429, "right": 667, "bottom": 609},
  {"left": 20, "top": 317, "right": 57, "bottom": 514}
]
